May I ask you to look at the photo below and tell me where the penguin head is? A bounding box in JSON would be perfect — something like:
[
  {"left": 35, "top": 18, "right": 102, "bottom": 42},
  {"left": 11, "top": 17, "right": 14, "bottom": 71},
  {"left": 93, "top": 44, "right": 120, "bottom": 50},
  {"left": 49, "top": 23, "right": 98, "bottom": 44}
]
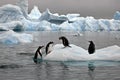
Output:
[
  {"left": 49, "top": 41, "right": 54, "bottom": 44},
  {"left": 47, "top": 41, "right": 54, "bottom": 47},
  {"left": 88, "top": 41, "right": 93, "bottom": 43},
  {"left": 59, "top": 36, "right": 65, "bottom": 40},
  {"left": 38, "top": 46, "right": 44, "bottom": 50}
]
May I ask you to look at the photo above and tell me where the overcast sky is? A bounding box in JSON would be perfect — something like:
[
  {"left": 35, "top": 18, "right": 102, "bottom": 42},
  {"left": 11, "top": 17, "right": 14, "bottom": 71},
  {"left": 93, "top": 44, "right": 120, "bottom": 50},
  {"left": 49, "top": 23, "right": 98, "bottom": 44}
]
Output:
[{"left": 0, "top": 0, "right": 120, "bottom": 19}]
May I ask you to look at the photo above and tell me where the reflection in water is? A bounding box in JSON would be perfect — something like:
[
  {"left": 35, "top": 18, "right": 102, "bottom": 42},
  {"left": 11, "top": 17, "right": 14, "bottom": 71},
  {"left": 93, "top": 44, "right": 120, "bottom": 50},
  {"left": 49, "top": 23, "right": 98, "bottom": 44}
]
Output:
[
  {"left": 88, "top": 62, "right": 95, "bottom": 80},
  {"left": 34, "top": 62, "right": 69, "bottom": 80}
]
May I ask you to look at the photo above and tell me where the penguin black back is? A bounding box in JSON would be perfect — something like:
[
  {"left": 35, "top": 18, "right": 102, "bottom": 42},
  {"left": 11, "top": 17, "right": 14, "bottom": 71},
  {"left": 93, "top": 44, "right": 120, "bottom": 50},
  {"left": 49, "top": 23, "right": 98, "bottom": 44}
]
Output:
[
  {"left": 59, "top": 36, "right": 70, "bottom": 47},
  {"left": 88, "top": 41, "right": 95, "bottom": 54},
  {"left": 46, "top": 41, "right": 54, "bottom": 55}
]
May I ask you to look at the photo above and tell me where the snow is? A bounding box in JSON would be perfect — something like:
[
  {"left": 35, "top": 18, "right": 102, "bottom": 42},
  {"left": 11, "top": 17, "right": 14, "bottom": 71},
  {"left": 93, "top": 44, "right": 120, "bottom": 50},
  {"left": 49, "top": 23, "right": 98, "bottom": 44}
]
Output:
[
  {"left": 44, "top": 44, "right": 120, "bottom": 61},
  {"left": 0, "top": 30, "right": 33, "bottom": 44},
  {"left": 28, "top": 6, "right": 41, "bottom": 20},
  {"left": 114, "top": 11, "right": 120, "bottom": 20}
]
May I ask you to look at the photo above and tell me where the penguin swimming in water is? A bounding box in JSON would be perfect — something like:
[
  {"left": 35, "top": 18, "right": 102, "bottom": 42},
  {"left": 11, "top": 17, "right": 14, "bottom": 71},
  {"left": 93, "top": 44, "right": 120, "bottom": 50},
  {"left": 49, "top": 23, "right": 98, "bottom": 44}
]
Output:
[
  {"left": 46, "top": 41, "right": 54, "bottom": 55},
  {"left": 33, "top": 46, "right": 44, "bottom": 63},
  {"left": 59, "top": 36, "right": 71, "bottom": 47},
  {"left": 88, "top": 41, "right": 95, "bottom": 54}
]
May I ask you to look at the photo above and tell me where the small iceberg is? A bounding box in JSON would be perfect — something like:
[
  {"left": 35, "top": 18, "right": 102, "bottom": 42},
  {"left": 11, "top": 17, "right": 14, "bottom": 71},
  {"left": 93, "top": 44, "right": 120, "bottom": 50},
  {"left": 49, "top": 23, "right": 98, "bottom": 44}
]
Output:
[
  {"left": 42, "top": 44, "right": 120, "bottom": 61},
  {"left": 0, "top": 30, "right": 33, "bottom": 44}
]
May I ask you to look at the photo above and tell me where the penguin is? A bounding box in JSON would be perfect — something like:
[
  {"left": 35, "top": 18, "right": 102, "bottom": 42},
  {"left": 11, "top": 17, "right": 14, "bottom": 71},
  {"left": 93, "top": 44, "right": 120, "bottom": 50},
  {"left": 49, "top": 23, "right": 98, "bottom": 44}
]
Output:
[
  {"left": 46, "top": 41, "right": 54, "bottom": 55},
  {"left": 33, "top": 46, "right": 44, "bottom": 63},
  {"left": 59, "top": 36, "right": 71, "bottom": 47},
  {"left": 88, "top": 41, "right": 95, "bottom": 54}
]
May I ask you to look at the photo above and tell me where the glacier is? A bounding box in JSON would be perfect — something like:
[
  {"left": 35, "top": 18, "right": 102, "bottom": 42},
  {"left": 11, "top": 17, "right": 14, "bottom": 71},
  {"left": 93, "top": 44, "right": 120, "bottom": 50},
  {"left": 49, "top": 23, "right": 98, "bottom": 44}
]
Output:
[
  {"left": 0, "top": 30, "right": 33, "bottom": 44},
  {"left": 43, "top": 44, "right": 120, "bottom": 61}
]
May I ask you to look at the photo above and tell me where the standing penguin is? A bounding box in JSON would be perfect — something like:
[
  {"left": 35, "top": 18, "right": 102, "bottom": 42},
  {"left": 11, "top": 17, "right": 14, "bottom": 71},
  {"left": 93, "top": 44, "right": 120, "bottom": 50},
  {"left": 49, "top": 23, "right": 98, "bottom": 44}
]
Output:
[
  {"left": 88, "top": 41, "right": 95, "bottom": 54},
  {"left": 59, "top": 36, "right": 71, "bottom": 47},
  {"left": 46, "top": 41, "right": 54, "bottom": 55},
  {"left": 33, "top": 46, "right": 44, "bottom": 63}
]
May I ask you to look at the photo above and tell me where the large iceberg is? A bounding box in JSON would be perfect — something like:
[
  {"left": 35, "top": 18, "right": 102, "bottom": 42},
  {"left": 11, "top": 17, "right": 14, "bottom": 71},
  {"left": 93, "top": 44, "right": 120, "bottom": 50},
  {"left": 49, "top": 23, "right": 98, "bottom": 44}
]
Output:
[
  {"left": 16, "top": 0, "right": 28, "bottom": 18},
  {"left": 0, "top": 21, "right": 24, "bottom": 31},
  {"left": 114, "top": 11, "right": 120, "bottom": 20},
  {"left": 39, "top": 9, "right": 68, "bottom": 24},
  {"left": 43, "top": 44, "right": 120, "bottom": 61},
  {"left": 66, "top": 13, "right": 80, "bottom": 22},
  {"left": 0, "top": 30, "right": 33, "bottom": 44},
  {"left": 28, "top": 6, "right": 41, "bottom": 20},
  {"left": 0, "top": 3, "right": 120, "bottom": 31},
  {"left": 0, "top": 4, "right": 24, "bottom": 23}
]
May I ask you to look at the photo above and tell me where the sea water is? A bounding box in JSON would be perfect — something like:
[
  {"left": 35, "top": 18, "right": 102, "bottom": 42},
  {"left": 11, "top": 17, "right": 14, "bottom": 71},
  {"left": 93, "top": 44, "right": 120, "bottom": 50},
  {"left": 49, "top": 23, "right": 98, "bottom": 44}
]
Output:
[{"left": 0, "top": 31, "right": 120, "bottom": 80}]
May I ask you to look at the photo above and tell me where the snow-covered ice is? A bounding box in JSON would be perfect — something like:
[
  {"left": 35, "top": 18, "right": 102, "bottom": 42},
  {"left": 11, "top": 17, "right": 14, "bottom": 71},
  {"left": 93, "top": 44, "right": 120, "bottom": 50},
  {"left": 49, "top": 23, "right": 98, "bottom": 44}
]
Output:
[
  {"left": 44, "top": 44, "right": 120, "bottom": 61},
  {"left": 0, "top": 30, "right": 33, "bottom": 44}
]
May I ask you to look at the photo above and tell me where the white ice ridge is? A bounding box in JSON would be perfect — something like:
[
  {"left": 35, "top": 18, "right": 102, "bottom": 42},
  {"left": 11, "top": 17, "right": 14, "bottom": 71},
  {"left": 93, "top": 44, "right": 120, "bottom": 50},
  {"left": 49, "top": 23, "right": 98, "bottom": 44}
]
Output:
[
  {"left": 44, "top": 44, "right": 120, "bottom": 61},
  {"left": 0, "top": 4, "right": 120, "bottom": 31},
  {"left": 0, "top": 30, "right": 33, "bottom": 44}
]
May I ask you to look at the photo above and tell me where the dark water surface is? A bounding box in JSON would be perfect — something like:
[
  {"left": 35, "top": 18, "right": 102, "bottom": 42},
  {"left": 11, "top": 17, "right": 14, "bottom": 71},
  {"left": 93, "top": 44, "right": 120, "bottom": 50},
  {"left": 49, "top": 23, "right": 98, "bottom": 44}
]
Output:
[{"left": 0, "top": 31, "right": 120, "bottom": 80}]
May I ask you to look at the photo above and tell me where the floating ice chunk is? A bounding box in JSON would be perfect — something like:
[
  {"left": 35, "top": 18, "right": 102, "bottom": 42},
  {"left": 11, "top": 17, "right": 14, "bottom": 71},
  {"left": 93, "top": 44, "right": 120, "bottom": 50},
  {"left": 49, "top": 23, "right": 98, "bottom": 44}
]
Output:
[
  {"left": 44, "top": 44, "right": 120, "bottom": 61},
  {"left": 44, "top": 44, "right": 88, "bottom": 61},
  {"left": 0, "top": 4, "right": 24, "bottom": 23},
  {"left": 28, "top": 6, "right": 41, "bottom": 19},
  {"left": 0, "top": 30, "right": 33, "bottom": 44},
  {"left": 114, "top": 11, "right": 120, "bottom": 20}
]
